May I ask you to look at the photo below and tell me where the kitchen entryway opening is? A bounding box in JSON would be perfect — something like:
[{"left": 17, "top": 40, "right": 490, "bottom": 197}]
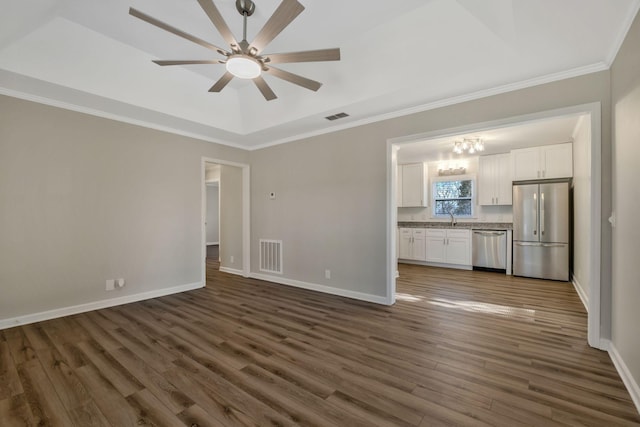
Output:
[{"left": 386, "top": 103, "right": 605, "bottom": 349}]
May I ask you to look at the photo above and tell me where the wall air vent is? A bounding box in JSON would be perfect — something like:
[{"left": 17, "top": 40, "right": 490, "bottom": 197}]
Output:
[
  {"left": 325, "top": 112, "right": 350, "bottom": 121},
  {"left": 259, "top": 239, "right": 283, "bottom": 274}
]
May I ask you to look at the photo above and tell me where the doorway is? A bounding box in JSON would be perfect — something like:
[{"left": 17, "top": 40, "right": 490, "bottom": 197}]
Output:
[
  {"left": 387, "top": 103, "right": 605, "bottom": 349},
  {"left": 201, "top": 157, "right": 250, "bottom": 285}
]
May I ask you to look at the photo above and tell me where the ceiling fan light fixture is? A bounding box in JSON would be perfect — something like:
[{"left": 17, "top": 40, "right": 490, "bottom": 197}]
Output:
[{"left": 226, "top": 55, "right": 261, "bottom": 79}]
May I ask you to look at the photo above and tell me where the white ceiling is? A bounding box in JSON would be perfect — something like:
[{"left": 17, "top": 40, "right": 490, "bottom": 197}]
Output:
[
  {"left": 397, "top": 114, "right": 584, "bottom": 163},
  {"left": 1, "top": 0, "right": 638, "bottom": 150}
]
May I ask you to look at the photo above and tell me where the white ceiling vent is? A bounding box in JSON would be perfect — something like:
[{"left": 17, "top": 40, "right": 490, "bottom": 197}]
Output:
[{"left": 260, "top": 239, "right": 283, "bottom": 274}]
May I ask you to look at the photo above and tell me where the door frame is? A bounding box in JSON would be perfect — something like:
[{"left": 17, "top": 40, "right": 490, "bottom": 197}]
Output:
[
  {"left": 386, "top": 102, "right": 604, "bottom": 349},
  {"left": 201, "top": 157, "right": 251, "bottom": 282}
]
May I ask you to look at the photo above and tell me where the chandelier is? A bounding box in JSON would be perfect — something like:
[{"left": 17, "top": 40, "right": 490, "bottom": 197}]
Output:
[{"left": 453, "top": 138, "right": 485, "bottom": 154}]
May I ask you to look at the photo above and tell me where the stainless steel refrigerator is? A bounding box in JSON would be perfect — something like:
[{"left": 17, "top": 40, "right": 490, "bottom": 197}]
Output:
[{"left": 512, "top": 179, "right": 570, "bottom": 281}]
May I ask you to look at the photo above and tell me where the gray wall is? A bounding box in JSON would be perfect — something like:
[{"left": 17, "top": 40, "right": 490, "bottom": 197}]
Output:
[
  {"left": 572, "top": 116, "right": 592, "bottom": 303},
  {"left": 0, "top": 95, "right": 248, "bottom": 321},
  {"left": 250, "top": 71, "right": 612, "bottom": 301},
  {"left": 206, "top": 184, "right": 219, "bottom": 244},
  {"left": 219, "top": 165, "right": 243, "bottom": 271},
  {"left": 611, "top": 11, "right": 640, "bottom": 403}
]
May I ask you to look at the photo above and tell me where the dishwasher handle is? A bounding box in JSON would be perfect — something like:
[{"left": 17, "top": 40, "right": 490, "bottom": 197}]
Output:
[{"left": 473, "top": 231, "right": 505, "bottom": 236}]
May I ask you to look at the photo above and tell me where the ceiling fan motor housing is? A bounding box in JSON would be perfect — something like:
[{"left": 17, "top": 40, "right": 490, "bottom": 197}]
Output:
[{"left": 236, "top": 0, "right": 255, "bottom": 16}]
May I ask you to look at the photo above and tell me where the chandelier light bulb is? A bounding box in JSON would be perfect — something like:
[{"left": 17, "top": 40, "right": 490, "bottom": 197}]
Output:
[{"left": 453, "top": 137, "right": 484, "bottom": 154}]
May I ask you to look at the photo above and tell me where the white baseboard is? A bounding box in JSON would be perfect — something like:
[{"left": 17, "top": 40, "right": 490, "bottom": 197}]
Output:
[
  {"left": 571, "top": 274, "right": 589, "bottom": 312},
  {"left": 250, "top": 272, "right": 391, "bottom": 305},
  {"left": 0, "top": 281, "right": 204, "bottom": 330},
  {"left": 398, "top": 260, "right": 473, "bottom": 271},
  {"left": 219, "top": 266, "right": 244, "bottom": 276},
  {"left": 206, "top": 242, "right": 219, "bottom": 246},
  {"left": 607, "top": 340, "right": 640, "bottom": 415}
]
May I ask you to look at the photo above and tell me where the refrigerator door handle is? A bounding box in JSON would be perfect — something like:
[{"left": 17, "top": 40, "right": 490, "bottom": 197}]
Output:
[
  {"left": 515, "top": 242, "right": 543, "bottom": 247},
  {"left": 533, "top": 193, "right": 538, "bottom": 236},
  {"left": 542, "top": 243, "right": 565, "bottom": 248},
  {"left": 540, "top": 192, "right": 545, "bottom": 236}
]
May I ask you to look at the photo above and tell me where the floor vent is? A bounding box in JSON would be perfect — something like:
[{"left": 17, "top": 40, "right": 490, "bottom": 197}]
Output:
[{"left": 259, "top": 239, "right": 283, "bottom": 274}]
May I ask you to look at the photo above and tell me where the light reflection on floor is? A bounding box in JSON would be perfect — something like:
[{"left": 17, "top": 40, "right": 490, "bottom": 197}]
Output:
[
  {"left": 429, "top": 297, "right": 536, "bottom": 319},
  {"left": 396, "top": 293, "right": 424, "bottom": 302},
  {"left": 396, "top": 293, "right": 536, "bottom": 319}
]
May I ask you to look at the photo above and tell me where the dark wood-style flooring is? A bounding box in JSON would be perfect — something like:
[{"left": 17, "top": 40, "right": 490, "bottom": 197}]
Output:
[{"left": 1, "top": 260, "right": 639, "bottom": 426}]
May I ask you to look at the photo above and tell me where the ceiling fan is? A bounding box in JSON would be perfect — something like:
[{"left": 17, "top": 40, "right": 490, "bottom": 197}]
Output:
[{"left": 129, "top": 0, "right": 341, "bottom": 101}]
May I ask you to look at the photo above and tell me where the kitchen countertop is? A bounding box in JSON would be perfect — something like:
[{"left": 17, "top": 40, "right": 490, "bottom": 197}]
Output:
[{"left": 398, "top": 222, "right": 512, "bottom": 230}]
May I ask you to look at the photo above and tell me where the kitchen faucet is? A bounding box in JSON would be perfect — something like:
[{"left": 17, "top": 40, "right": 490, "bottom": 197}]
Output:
[{"left": 449, "top": 210, "right": 457, "bottom": 227}]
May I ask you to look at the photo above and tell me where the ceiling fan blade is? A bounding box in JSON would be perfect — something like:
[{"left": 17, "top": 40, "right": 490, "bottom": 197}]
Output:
[
  {"left": 129, "top": 8, "right": 227, "bottom": 54},
  {"left": 209, "top": 72, "right": 234, "bottom": 92},
  {"left": 197, "top": 0, "right": 238, "bottom": 48},
  {"left": 153, "top": 60, "right": 223, "bottom": 66},
  {"left": 253, "top": 76, "right": 277, "bottom": 101},
  {"left": 265, "top": 48, "right": 340, "bottom": 64},
  {"left": 250, "top": 0, "right": 304, "bottom": 54},
  {"left": 264, "top": 67, "right": 322, "bottom": 92}
]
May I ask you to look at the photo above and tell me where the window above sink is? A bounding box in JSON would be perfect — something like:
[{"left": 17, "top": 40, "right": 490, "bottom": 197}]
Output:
[{"left": 432, "top": 176, "right": 475, "bottom": 219}]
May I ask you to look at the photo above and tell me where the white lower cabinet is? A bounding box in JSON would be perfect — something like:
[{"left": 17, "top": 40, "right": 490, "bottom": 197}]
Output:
[
  {"left": 425, "top": 229, "right": 446, "bottom": 263},
  {"left": 425, "top": 229, "right": 471, "bottom": 266},
  {"left": 399, "top": 228, "right": 426, "bottom": 261}
]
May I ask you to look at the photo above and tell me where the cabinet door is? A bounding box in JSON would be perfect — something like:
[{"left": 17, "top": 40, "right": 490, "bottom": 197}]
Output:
[
  {"left": 495, "top": 153, "right": 512, "bottom": 205},
  {"left": 542, "top": 143, "right": 573, "bottom": 179},
  {"left": 401, "top": 163, "right": 427, "bottom": 207},
  {"left": 399, "top": 228, "right": 413, "bottom": 259},
  {"left": 477, "top": 155, "right": 496, "bottom": 205},
  {"left": 412, "top": 229, "right": 426, "bottom": 261},
  {"left": 511, "top": 147, "right": 541, "bottom": 181},
  {"left": 446, "top": 236, "right": 471, "bottom": 265},
  {"left": 425, "top": 230, "right": 446, "bottom": 262}
]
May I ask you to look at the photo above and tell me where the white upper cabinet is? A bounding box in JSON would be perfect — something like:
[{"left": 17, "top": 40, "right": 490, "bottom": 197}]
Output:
[
  {"left": 511, "top": 143, "right": 573, "bottom": 181},
  {"left": 399, "top": 163, "right": 428, "bottom": 207},
  {"left": 542, "top": 143, "right": 573, "bottom": 179},
  {"left": 478, "top": 153, "right": 512, "bottom": 206}
]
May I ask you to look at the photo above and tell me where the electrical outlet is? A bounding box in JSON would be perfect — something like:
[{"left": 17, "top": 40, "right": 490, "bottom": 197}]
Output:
[
  {"left": 269, "top": 192, "right": 276, "bottom": 200},
  {"left": 105, "top": 279, "right": 115, "bottom": 291},
  {"left": 325, "top": 269, "right": 331, "bottom": 279},
  {"left": 230, "top": 255, "right": 235, "bottom": 264},
  {"left": 116, "top": 278, "right": 125, "bottom": 288}
]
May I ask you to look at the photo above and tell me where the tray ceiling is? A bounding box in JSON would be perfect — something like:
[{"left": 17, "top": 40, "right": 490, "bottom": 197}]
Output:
[{"left": 1, "top": 0, "right": 638, "bottom": 149}]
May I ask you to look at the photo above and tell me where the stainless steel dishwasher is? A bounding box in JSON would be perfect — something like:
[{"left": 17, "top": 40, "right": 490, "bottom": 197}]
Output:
[{"left": 472, "top": 230, "right": 507, "bottom": 271}]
